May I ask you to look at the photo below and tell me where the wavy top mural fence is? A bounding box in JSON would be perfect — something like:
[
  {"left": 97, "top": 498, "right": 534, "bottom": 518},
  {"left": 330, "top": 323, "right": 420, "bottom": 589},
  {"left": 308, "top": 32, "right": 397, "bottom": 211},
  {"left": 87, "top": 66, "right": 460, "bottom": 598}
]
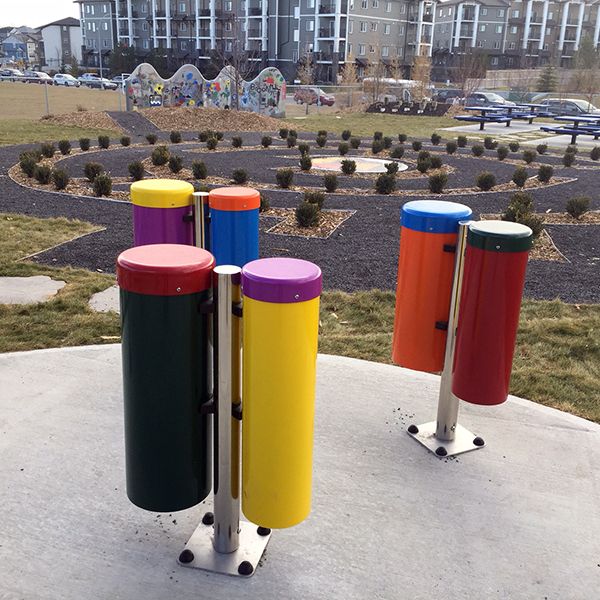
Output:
[{"left": 125, "top": 63, "right": 286, "bottom": 117}]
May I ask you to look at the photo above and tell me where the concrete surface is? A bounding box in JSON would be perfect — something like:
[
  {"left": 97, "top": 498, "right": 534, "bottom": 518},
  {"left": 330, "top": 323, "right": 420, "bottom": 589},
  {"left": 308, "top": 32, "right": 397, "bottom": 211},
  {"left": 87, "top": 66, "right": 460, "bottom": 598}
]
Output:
[
  {"left": 440, "top": 121, "right": 542, "bottom": 136},
  {"left": 521, "top": 134, "right": 600, "bottom": 149},
  {"left": 89, "top": 285, "right": 119, "bottom": 313},
  {"left": 0, "top": 275, "right": 65, "bottom": 304},
  {"left": 1, "top": 345, "right": 599, "bottom": 600}
]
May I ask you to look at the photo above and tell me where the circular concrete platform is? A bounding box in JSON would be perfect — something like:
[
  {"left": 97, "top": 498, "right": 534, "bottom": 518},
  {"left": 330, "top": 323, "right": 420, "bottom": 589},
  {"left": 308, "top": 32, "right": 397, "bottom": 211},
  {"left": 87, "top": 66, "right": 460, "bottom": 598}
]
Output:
[
  {"left": 310, "top": 156, "right": 408, "bottom": 173},
  {"left": 0, "top": 345, "right": 598, "bottom": 599}
]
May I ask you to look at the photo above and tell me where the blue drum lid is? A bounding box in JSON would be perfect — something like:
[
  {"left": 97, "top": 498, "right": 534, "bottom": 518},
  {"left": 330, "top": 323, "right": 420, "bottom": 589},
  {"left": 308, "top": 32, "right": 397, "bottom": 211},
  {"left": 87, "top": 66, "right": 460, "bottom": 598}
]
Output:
[{"left": 401, "top": 200, "right": 472, "bottom": 234}]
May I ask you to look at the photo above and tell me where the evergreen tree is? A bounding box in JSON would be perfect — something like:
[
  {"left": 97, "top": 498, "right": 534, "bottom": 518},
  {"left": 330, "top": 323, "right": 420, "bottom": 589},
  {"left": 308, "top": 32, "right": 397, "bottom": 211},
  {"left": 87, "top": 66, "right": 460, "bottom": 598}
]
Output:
[{"left": 536, "top": 64, "right": 557, "bottom": 92}]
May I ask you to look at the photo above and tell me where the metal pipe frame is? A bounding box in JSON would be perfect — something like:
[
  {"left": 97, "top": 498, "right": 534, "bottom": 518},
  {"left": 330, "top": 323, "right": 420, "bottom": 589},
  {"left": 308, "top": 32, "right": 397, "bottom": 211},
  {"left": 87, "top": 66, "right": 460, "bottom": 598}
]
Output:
[{"left": 192, "top": 191, "right": 209, "bottom": 250}]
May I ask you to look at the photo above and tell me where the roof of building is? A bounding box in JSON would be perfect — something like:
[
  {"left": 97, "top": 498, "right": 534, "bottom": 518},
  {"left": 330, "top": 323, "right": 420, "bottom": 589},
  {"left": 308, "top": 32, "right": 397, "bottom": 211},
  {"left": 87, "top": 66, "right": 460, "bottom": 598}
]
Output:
[{"left": 38, "top": 17, "right": 80, "bottom": 30}]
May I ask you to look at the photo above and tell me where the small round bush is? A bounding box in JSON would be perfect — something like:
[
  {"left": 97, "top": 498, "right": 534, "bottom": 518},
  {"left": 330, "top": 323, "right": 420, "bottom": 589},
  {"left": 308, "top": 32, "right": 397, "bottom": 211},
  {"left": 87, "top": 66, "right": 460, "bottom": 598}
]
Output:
[
  {"left": 84, "top": 162, "right": 104, "bottom": 182},
  {"left": 299, "top": 154, "right": 312, "bottom": 171},
  {"left": 20, "top": 155, "right": 37, "bottom": 177},
  {"left": 341, "top": 129, "right": 352, "bottom": 141},
  {"left": 412, "top": 141, "right": 423, "bottom": 151},
  {"left": 512, "top": 167, "right": 529, "bottom": 188},
  {"left": 519, "top": 213, "right": 544, "bottom": 238},
  {"left": 324, "top": 173, "right": 338, "bottom": 192},
  {"left": 338, "top": 142, "right": 349, "bottom": 156},
  {"left": 318, "top": 130, "right": 328, "bottom": 138},
  {"left": 383, "top": 136, "right": 393, "bottom": 149},
  {"left": 192, "top": 160, "right": 207, "bottom": 179},
  {"left": 372, "top": 139, "right": 384, "bottom": 154},
  {"left": 562, "top": 152, "right": 575, "bottom": 167},
  {"left": 503, "top": 192, "right": 534, "bottom": 222},
  {"left": 298, "top": 142, "right": 310, "bottom": 155},
  {"left": 537, "top": 164, "right": 554, "bottom": 183},
  {"left": 93, "top": 173, "right": 112, "bottom": 197},
  {"left": 418, "top": 150, "right": 431, "bottom": 161},
  {"left": 120, "top": 136, "right": 131, "bottom": 147},
  {"left": 431, "top": 133, "right": 442, "bottom": 146},
  {"left": 316, "top": 134, "right": 327, "bottom": 148},
  {"left": 471, "top": 144, "right": 485, "bottom": 157},
  {"left": 34, "top": 165, "right": 52, "bottom": 184},
  {"left": 497, "top": 146, "right": 509, "bottom": 161},
  {"left": 79, "top": 138, "right": 91, "bottom": 151},
  {"left": 232, "top": 168, "right": 248, "bottom": 184},
  {"left": 168, "top": 155, "right": 183, "bottom": 173},
  {"left": 304, "top": 190, "right": 325, "bottom": 210},
  {"left": 590, "top": 146, "right": 600, "bottom": 161},
  {"left": 98, "top": 135, "right": 110, "bottom": 149},
  {"left": 279, "top": 127, "right": 289, "bottom": 139},
  {"left": 390, "top": 146, "right": 405, "bottom": 159},
  {"left": 430, "top": 155, "right": 443, "bottom": 169},
  {"left": 206, "top": 137, "right": 218, "bottom": 150},
  {"left": 215, "top": 131, "right": 224, "bottom": 141},
  {"left": 261, "top": 135, "right": 272, "bottom": 148},
  {"left": 20, "top": 149, "right": 41, "bottom": 163},
  {"left": 416, "top": 158, "right": 431, "bottom": 173},
  {"left": 375, "top": 173, "right": 396, "bottom": 194},
  {"left": 145, "top": 133, "right": 157, "bottom": 145},
  {"left": 457, "top": 135, "right": 467, "bottom": 148},
  {"left": 288, "top": 129, "right": 297, "bottom": 138},
  {"left": 476, "top": 171, "right": 496, "bottom": 191},
  {"left": 198, "top": 131, "right": 209, "bottom": 142},
  {"left": 566, "top": 196, "right": 591, "bottom": 219},
  {"left": 350, "top": 137, "right": 361, "bottom": 149},
  {"left": 484, "top": 137, "right": 497, "bottom": 150},
  {"left": 428, "top": 172, "right": 448, "bottom": 194},
  {"left": 398, "top": 133, "right": 407, "bottom": 143},
  {"left": 151, "top": 145, "right": 170, "bottom": 166},
  {"left": 386, "top": 161, "right": 399, "bottom": 175},
  {"left": 51, "top": 168, "right": 70, "bottom": 190},
  {"left": 565, "top": 145, "right": 577, "bottom": 155},
  {"left": 276, "top": 168, "right": 294, "bottom": 188},
  {"left": 341, "top": 159, "right": 356, "bottom": 175},
  {"left": 260, "top": 193, "right": 270, "bottom": 212},
  {"left": 58, "top": 140, "right": 71, "bottom": 155},
  {"left": 170, "top": 130, "right": 182, "bottom": 144},
  {"left": 295, "top": 202, "right": 319, "bottom": 227},
  {"left": 509, "top": 141, "right": 520, "bottom": 153},
  {"left": 373, "top": 131, "right": 383, "bottom": 141},
  {"left": 128, "top": 161, "right": 145, "bottom": 181},
  {"left": 536, "top": 143, "right": 547, "bottom": 155},
  {"left": 522, "top": 150, "right": 536, "bottom": 164},
  {"left": 231, "top": 136, "right": 243, "bottom": 148},
  {"left": 287, "top": 135, "right": 297, "bottom": 148},
  {"left": 446, "top": 141, "right": 457, "bottom": 154},
  {"left": 40, "top": 142, "right": 55, "bottom": 158}
]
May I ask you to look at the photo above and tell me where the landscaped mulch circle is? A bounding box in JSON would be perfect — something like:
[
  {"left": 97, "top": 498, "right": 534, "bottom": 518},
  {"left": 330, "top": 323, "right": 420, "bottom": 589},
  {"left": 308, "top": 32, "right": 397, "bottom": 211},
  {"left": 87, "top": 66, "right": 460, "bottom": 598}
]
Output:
[
  {"left": 263, "top": 207, "right": 355, "bottom": 239},
  {"left": 44, "top": 111, "right": 124, "bottom": 133}
]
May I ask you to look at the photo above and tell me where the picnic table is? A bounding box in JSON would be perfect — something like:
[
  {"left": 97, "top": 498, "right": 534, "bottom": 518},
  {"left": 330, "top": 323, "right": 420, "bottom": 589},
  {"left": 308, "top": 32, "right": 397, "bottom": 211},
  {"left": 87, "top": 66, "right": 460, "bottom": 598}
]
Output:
[
  {"left": 540, "top": 115, "right": 600, "bottom": 144},
  {"left": 454, "top": 106, "right": 512, "bottom": 130}
]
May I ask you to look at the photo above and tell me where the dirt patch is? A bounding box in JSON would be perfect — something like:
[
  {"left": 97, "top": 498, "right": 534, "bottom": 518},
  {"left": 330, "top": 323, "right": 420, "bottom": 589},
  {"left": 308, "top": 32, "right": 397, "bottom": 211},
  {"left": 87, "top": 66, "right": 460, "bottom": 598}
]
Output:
[
  {"left": 140, "top": 107, "right": 283, "bottom": 132},
  {"left": 481, "top": 211, "right": 600, "bottom": 225},
  {"left": 43, "top": 111, "right": 124, "bottom": 133},
  {"left": 263, "top": 207, "right": 355, "bottom": 239}
]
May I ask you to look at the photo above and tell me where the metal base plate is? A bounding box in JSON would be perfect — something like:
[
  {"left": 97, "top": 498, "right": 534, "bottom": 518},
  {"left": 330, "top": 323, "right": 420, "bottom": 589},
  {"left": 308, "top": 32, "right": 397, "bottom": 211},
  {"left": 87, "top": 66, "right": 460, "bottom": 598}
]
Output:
[
  {"left": 178, "top": 519, "right": 271, "bottom": 577},
  {"left": 407, "top": 421, "right": 485, "bottom": 458}
]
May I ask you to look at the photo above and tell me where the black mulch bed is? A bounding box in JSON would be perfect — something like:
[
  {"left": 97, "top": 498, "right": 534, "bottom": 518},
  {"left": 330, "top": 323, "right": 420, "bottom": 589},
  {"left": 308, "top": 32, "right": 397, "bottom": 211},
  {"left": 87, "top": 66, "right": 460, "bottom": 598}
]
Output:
[{"left": 1, "top": 136, "right": 599, "bottom": 303}]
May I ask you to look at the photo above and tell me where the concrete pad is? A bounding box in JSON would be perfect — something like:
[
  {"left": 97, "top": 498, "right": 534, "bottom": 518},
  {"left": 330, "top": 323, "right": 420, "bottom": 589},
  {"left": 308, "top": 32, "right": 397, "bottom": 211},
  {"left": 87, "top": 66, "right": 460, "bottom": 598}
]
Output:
[
  {"left": 0, "top": 275, "right": 65, "bottom": 304},
  {"left": 522, "top": 134, "right": 600, "bottom": 150},
  {"left": 440, "top": 122, "right": 543, "bottom": 136},
  {"left": 89, "top": 285, "right": 119, "bottom": 313},
  {"left": 1, "top": 345, "right": 599, "bottom": 599}
]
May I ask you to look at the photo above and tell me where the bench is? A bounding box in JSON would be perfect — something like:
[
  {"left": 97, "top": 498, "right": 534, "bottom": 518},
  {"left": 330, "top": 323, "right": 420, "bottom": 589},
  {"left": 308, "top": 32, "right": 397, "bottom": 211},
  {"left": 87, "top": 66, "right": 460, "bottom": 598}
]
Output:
[
  {"left": 455, "top": 115, "right": 512, "bottom": 130},
  {"left": 540, "top": 126, "right": 600, "bottom": 145}
]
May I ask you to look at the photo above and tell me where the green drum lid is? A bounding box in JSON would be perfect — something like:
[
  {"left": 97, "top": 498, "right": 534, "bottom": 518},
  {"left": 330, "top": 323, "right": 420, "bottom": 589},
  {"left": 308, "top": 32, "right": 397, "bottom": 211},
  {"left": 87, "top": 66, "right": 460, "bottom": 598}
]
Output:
[{"left": 468, "top": 220, "right": 533, "bottom": 253}]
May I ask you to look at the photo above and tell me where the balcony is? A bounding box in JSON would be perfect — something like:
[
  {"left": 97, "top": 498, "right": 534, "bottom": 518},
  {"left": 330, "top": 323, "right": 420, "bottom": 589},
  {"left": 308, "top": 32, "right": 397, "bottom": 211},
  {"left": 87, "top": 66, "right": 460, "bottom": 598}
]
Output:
[
  {"left": 198, "top": 8, "right": 210, "bottom": 16},
  {"left": 422, "top": 12, "right": 433, "bottom": 22},
  {"left": 462, "top": 11, "right": 475, "bottom": 21},
  {"left": 247, "top": 28, "right": 262, "bottom": 37},
  {"left": 459, "top": 26, "right": 474, "bottom": 37},
  {"left": 248, "top": 7, "right": 262, "bottom": 15},
  {"left": 198, "top": 28, "right": 211, "bottom": 37},
  {"left": 319, "top": 28, "right": 334, "bottom": 37},
  {"left": 319, "top": 4, "right": 335, "bottom": 14}
]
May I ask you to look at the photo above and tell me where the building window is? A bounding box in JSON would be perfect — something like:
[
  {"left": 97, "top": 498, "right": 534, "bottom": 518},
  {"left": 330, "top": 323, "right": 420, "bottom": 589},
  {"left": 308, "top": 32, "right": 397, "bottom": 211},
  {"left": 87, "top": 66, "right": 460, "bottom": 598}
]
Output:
[
  {"left": 493, "top": 41, "right": 500, "bottom": 49},
  {"left": 142, "top": 21, "right": 148, "bottom": 31},
  {"left": 448, "top": 7, "right": 452, "bottom": 15},
  {"left": 349, "top": 0, "right": 354, "bottom": 8},
  {"left": 498, "top": 9, "right": 505, "bottom": 17},
  {"left": 308, "top": 0, "right": 315, "bottom": 6},
  {"left": 385, "top": 1, "right": 391, "bottom": 12},
  {"left": 371, "top": 22, "right": 377, "bottom": 31},
  {"left": 400, "top": 3, "right": 406, "bottom": 14},
  {"left": 512, "top": 10, "right": 519, "bottom": 18},
  {"left": 360, "top": 21, "right": 367, "bottom": 32},
  {"left": 307, "top": 20, "right": 314, "bottom": 31},
  {"left": 103, "top": 22, "right": 108, "bottom": 30},
  {"left": 293, "top": 29, "right": 299, "bottom": 41},
  {"left": 511, "top": 26, "right": 517, "bottom": 34},
  {"left": 372, "top": 0, "right": 379, "bottom": 8},
  {"left": 91, "top": 5, "right": 94, "bottom": 15},
  {"left": 85, "top": 5, "right": 90, "bottom": 14},
  {"left": 87, "top": 22, "right": 92, "bottom": 31},
  {"left": 349, "top": 20, "right": 354, "bottom": 33},
  {"left": 358, "top": 43, "right": 366, "bottom": 55},
  {"left": 439, "top": 9, "right": 442, "bottom": 17},
  {"left": 544, "top": 43, "right": 549, "bottom": 50},
  {"left": 481, "top": 8, "right": 487, "bottom": 16},
  {"left": 384, "top": 23, "right": 390, "bottom": 34},
  {"left": 226, "top": 40, "right": 232, "bottom": 51},
  {"left": 397, "top": 46, "right": 403, "bottom": 56},
  {"left": 548, "top": 12, "right": 553, "bottom": 20},
  {"left": 348, "top": 43, "right": 352, "bottom": 54},
  {"left": 293, "top": 49, "right": 299, "bottom": 62},
  {"left": 103, "top": 3, "right": 108, "bottom": 12},
  {"left": 180, "top": 21, "right": 187, "bottom": 30},
  {"left": 181, "top": 40, "right": 188, "bottom": 49},
  {"left": 399, "top": 25, "right": 404, "bottom": 35},
  {"left": 509, "top": 41, "right": 516, "bottom": 49},
  {"left": 496, "top": 25, "right": 503, "bottom": 33},
  {"left": 361, "top": 0, "right": 367, "bottom": 8},
  {"left": 369, "top": 44, "right": 375, "bottom": 53},
  {"left": 491, "top": 57, "right": 498, "bottom": 65},
  {"left": 480, "top": 24, "right": 486, "bottom": 32},
  {"left": 103, "top": 39, "right": 110, "bottom": 47},
  {"left": 143, "top": 39, "right": 150, "bottom": 48},
  {"left": 546, "top": 27, "right": 551, "bottom": 35},
  {"left": 142, "top": 3, "right": 148, "bottom": 13},
  {"left": 382, "top": 45, "right": 388, "bottom": 56},
  {"left": 225, "top": 1, "right": 232, "bottom": 10},
  {"left": 179, "top": 2, "right": 186, "bottom": 11},
  {"left": 225, "top": 21, "right": 232, "bottom": 31}
]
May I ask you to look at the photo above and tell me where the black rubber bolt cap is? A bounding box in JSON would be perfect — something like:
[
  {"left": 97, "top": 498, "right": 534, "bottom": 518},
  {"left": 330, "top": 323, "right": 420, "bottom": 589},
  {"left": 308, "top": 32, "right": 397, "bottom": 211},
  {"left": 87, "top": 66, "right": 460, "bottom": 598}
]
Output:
[
  {"left": 179, "top": 549, "right": 194, "bottom": 564},
  {"left": 202, "top": 511, "right": 215, "bottom": 525},
  {"left": 257, "top": 526, "right": 271, "bottom": 536},
  {"left": 473, "top": 437, "right": 485, "bottom": 447},
  {"left": 238, "top": 561, "right": 254, "bottom": 576},
  {"left": 407, "top": 424, "right": 419, "bottom": 434},
  {"left": 435, "top": 446, "right": 448, "bottom": 457}
]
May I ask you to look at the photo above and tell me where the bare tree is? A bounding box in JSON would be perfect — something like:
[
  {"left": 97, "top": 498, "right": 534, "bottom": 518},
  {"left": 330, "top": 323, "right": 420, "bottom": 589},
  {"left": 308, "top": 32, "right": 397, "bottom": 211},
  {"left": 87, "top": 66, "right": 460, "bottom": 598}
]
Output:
[
  {"left": 296, "top": 51, "right": 315, "bottom": 85},
  {"left": 570, "top": 36, "right": 600, "bottom": 106},
  {"left": 411, "top": 54, "right": 431, "bottom": 101},
  {"left": 339, "top": 52, "right": 358, "bottom": 85},
  {"left": 363, "top": 40, "right": 388, "bottom": 103},
  {"left": 452, "top": 51, "right": 488, "bottom": 99}
]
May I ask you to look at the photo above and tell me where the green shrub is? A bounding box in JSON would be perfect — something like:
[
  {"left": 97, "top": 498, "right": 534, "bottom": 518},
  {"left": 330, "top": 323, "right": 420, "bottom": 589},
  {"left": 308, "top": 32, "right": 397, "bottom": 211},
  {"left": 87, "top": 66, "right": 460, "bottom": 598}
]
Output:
[
  {"left": 299, "top": 154, "right": 312, "bottom": 171},
  {"left": 128, "top": 161, "right": 145, "bottom": 181},
  {"left": 416, "top": 158, "right": 431, "bottom": 173},
  {"left": 350, "top": 137, "right": 361, "bottom": 149},
  {"left": 383, "top": 136, "right": 393, "bottom": 149},
  {"left": 145, "top": 133, "right": 157, "bottom": 145},
  {"left": 562, "top": 152, "right": 575, "bottom": 167},
  {"left": 373, "top": 131, "right": 383, "bottom": 140},
  {"left": 79, "top": 138, "right": 91, "bottom": 151},
  {"left": 276, "top": 168, "right": 294, "bottom": 188},
  {"left": 566, "top": 144, "right": 577, "bottom": 154},
  {"left": 497, "top": 146, "right": 509, "bottom": 160},
  {"left": 341, "top": 159, "right": 356, "bottom": 175},
  {"left": 323, "top": 173, "right": 338, "bottom": 192},
  {"left": 120, "top": 136, "right": 131, "bottom": 147},
  {"left": 58, "top": 139, "right": 71, "bottom": 155},
  {"left": 288, "top": 129, "right": 297, "bottom": 137},
  {"left": 151, "top": 145, "right": 170, "bottom": 165},
  {"left": 261, "top": 135, "right": 272, "bottom": 148},
  {"left": 279, "top": 127, "right": 289, "bottom": 139},
  {"left": 198, "top": 131, "right": 209, "bottom": 142},
  {"left": 537, "top": 164, "right": 554, "bottom": 183},
  {"left": 34, "top": 165, "right": 51, "bottom": 184},
  {"left": 502, "top": 191, "right": 534, "bottom": 222},
  {"left": 522, "top": 150, "right": 536, "bottom": 164},
  {"left": 518, "top": 213, "right": 544, "bottom": 238},
  {"left": 446, "top": 141, "right": 457, "bottom": 154},
  {"left": 476, "top": 171, "right": 496, "bottom": 191},
  {"left": 372, "top": 139, "right": 384, "bottom": 154},
  {"left": 20, "top": 149, "right": 42, "bottom": 162},
  {"left": 260, "top": 193, "right": 270, "bottom": 212},
  {"left": 93, "top": 173, "right": 112, "bottom": 197},
  {"left": 457, "top": 135, "right": 467, "bottom": 148},
  {"left": 390, "top": 145, "right": 405, "bottom": 159},
  {"left": 318, "top": 129, "right": 328, "bottom": 137},
  {"left": 428, "top": 172, "right": 448, "bottom": 193},
  {"left": 40, "top": 142, "right": 55, "bottom": 158},
  {"left": 20, "top": 155, "right": 37, "bottom": 177},
  {"left": 232, "top": 136, "right": 243, "bottom": 148},
  {"left": 398, "top": 133, "right": 407, "bottom": 143},
  {"left": 194, "top": 183, "right": 210, "bottom": 193},
  {"left": 418, "top": 150, "right": 431, "bottom": 161},
  {"left": 509, "top": 141, "right": 520, "bottom": 152},
  {"left": 375, "top": 173, "right": 396, "bottom": 194},
  {"left": 338, "top": 142, "right": 349, "bottom": 155},
  {"left": 287, "top": 135, "right": 297, "bottom": 148},
  {"left": 386, "top": 161, "right": 399, "bottom": 175},
  {"left": 536, "top": 143, "right": 547, "bottom": 155},
  {"left": 304, "top": 190, "right": 326, "bottom": 210},
  {"left": 192, "top": 160, "right": 207, "bottom": 179},
  {"left": 512, "top": 167, "right": 529, "bottom": 188},
  {"left": 298, "top": 142, "right": 310, "bottom": 155},
  {"left": 168, "top": 155, "right": 183, "bottom": 173},
  {"left": 316, "top": 134, "right": 327, "bottom": 147},
  {"left": 430, "top": 155, "right": 443, "bottom": 169},
  {"left": 471, "top": 144, "right": 485, "bottom": 157},
  {"left": 98, "top": 135, "right": 110, "bottom": 149},
  {"left": 206, "top": 137, "right": 218, "bottom": 150},
  {"left": 483, "top": 136, "right": 497, "bottom": 150},
  {"left": 232, "top": 168, "right": 248, "bottom": 184},
  {"left": 566, "top": 196, "right": 591, "bottom": 219},
  {"left": 215, "top": 131, "right": 224, "bottom": 141},
  {"left": 412, "top": 140, "right": 422, "bottom": 151},
  {"left": 590, "top": 146, "right": 600, "bottom": 161},
  {"left": 341, "top": 129, "right": 352, "bottom": 140},
  {"left": 431, "top": 133, "right": 442, "bottom": 145},
  {"left": 295, "top": 202, "right": 319, "bottom": 227},
  {"left": 84, "top": 162, "right": 104, "bottom": 182},
  {"left": 51, "top": 168, "right": 70, "bottom": 190}
]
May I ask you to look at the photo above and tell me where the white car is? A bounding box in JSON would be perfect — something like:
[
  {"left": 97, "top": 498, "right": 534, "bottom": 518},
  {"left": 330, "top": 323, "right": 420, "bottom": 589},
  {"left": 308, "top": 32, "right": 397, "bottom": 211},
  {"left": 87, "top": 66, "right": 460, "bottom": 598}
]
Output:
[{"left": 53, "top": 73, "right": 81, "bottom": 87}]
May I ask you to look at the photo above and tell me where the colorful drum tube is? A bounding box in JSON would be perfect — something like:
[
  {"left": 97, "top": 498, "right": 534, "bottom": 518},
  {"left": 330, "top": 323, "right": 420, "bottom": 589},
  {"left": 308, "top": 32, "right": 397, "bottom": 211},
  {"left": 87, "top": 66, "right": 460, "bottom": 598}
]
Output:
[
  {"left": 392, "top": 200, "right": 472, "bottom": 373},
  {"left": 118, "top": 244, "right": 215, "bottom": 512},
  {"left": 209, "top": 187, "right": 260, "bottom": 267},
  {"left": 452, "top": 221, "right": 533, "bottom": 406},
  {"left": 241, "top": 258, "right": 322, "bottom": 528},
  {"left": 131, "top": 179, "right": 194, "bottom": 246}
]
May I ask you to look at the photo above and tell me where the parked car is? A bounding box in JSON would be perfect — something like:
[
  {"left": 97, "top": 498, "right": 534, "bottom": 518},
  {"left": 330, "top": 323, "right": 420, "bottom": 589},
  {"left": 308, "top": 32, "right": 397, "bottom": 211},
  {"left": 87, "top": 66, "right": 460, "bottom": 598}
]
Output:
[
  {"left": 293, "top": 86, "right": 335, "bottom": 106},
  {"left": 538, "top": 98, "right": 600, "bottom": 116},
  {"left": 0, "top": 68, "right": 24, "bottom": 81},
  {"left": 22, "top": 70, "right": 54, "bottom": 84},
  {"left": 53, "top": 73, "right": 81, "bottom": 87},
  {"left": 78, "top": 72, "right": 101, "bottom": 84},
  {"left": 78, "top": 73, "right": 118, "bottom": 90},
  {"left": 464, "top": 92, "right": 515, "bottom": 107},
  {"left": 111, "top": 74, "right": 131, "bottom": 87},
  {"left": 434, "top": 88, "right": 462, "bottom": 103}
]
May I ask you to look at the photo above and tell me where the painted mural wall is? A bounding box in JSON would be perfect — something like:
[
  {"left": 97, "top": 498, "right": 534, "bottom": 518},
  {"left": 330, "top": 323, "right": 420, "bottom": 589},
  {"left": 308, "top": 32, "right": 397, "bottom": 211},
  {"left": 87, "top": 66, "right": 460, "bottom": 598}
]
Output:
[{"left": 125, "top": 63, "right": 286, "bottom": 117}]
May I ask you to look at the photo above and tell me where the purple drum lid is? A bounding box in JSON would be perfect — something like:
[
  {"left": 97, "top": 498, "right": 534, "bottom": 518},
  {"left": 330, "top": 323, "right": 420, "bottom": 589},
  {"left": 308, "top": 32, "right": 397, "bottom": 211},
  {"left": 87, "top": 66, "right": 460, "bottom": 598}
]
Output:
[{"left": 241, "top": 257, "right": 322, "bottom": 303}]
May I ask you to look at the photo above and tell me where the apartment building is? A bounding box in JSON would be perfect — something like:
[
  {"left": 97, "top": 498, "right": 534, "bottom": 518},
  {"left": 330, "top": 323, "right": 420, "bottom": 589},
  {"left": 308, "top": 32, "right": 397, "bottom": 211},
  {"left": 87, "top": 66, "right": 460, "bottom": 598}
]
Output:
[{"left": 75, "top": 0, "right": 600, "bottom": 82}]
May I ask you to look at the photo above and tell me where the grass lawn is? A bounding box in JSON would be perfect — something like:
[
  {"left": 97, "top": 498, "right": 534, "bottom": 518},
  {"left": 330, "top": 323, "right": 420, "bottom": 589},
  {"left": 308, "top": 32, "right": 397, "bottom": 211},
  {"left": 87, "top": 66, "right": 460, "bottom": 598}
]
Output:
[{"left": 0, "top": 119, "right": 118, "bottom": 147}]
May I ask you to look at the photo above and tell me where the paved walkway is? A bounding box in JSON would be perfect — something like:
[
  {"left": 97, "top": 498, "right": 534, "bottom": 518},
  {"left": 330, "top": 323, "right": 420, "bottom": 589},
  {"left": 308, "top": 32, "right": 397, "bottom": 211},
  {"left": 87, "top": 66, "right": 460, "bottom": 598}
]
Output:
[{"left": 1, "top": 345, "right": 598, "bottom": 599}]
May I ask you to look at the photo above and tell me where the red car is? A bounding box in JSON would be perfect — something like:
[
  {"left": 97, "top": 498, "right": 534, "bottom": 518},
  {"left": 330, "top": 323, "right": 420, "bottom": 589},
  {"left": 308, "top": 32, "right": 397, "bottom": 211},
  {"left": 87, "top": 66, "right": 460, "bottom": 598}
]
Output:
[{"left": 293, "top": 87, "right": 335, "bottom": 106}]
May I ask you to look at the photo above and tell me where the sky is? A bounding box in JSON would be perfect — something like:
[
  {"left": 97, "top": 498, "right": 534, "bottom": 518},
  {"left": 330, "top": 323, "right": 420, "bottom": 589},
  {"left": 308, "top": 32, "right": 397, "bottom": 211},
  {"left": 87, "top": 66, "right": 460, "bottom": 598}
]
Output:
[{"left": 1, "top": 0, "right": 79, "bottom": 29}]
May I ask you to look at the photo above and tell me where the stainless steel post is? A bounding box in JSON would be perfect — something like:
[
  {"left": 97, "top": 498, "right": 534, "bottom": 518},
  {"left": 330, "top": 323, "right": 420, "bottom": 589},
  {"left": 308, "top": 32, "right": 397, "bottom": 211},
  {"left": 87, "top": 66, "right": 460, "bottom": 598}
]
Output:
[
  {"left": 212, "top": 265, "right": 242, "bottom": 554},
  {"left": 193, "top": 191, "right": 209, "bottom": 249},
  {"left": 435, "top": 220, "right": 470, "bottom": 441},
  {"left": 44, "top": 82, "right": 50, "bottom": 116}
]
